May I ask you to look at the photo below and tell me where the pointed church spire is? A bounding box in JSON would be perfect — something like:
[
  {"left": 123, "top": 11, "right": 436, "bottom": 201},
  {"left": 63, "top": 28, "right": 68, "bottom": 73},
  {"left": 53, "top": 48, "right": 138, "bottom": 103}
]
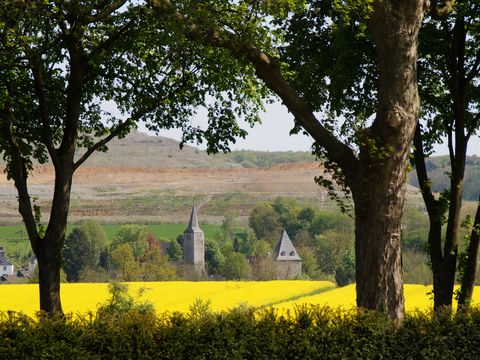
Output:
[
  {"left": 185, "top": 205, "right": 203, "bottom": 233},
  {"left": 188, "top": 205, "right": 199, "bottom": 228}
]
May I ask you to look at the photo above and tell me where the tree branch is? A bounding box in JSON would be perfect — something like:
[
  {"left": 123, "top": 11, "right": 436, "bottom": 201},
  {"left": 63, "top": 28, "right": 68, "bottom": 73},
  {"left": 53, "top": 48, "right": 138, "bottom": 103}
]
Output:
[
  {"left": 430, "top": 0, "right": 456, "bottom": 18},
  {"left": 0, "top": 107, "right": 40, "bottom": 251},
  {"left": 467, "top": 112, "right": 480, "bottom": 138},
  {"left": 413, "top": 124, "right": 438, "bottom": 217},
  {"left": 84, "top": 0, "right": 127, "bottom": 24},
  {"left": 465, "top": 50, "right": 480, "bottom": 84},
  {"left": 149, "top": 0, "right": 359, "bottom": 178},
  {"left": 26, "top": 54, "right": 59, "bottom": 166},
  {"left": 73, "top": 118, "right": 132, "bottom": 171},
  {"left": 74, "top": 65, "right": 198, "bottom": 171},
  {"left": 85, "top": 17, "right": 136, "bottom": 80},
  {"left": 447, "top": 120, "right": 455, "bottom": 162}
]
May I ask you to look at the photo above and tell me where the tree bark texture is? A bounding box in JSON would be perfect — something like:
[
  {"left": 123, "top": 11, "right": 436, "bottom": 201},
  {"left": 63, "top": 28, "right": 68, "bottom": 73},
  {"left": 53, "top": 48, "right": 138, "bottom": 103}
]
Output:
[
  {"left": 349, "top": 0, "right": 425, "bottom": 320},
  {"left": 37, "top": 246, "right": 63, "bottom": 314},
  {"left": 35, "top": 161, "right": 74, "bottom": 314}
]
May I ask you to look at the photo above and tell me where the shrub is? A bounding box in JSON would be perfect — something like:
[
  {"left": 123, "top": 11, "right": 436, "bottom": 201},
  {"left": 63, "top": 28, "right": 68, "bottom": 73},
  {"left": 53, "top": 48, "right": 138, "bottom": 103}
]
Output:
[{"left": 3, "top": 304, "right": 480, "bottom": 359}]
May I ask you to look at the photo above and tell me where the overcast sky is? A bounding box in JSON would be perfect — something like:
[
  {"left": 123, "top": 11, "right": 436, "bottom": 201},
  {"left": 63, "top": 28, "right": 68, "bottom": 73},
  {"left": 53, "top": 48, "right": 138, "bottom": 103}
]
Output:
[{"left": 142, "top": 101, "right": 480, "bottom": 156}]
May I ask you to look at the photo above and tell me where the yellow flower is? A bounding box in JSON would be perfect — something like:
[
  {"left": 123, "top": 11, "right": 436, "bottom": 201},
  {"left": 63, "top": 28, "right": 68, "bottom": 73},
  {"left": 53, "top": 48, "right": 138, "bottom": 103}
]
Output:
[{"left": 2, "top": 282, "right": 479, "bottom": 318}]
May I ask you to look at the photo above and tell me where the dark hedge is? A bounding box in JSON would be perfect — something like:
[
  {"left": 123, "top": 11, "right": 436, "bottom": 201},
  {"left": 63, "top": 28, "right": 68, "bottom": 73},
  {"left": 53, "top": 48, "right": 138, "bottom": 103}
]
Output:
[{"left": 1, "top": 305, "right": 480, "bottom": 359}]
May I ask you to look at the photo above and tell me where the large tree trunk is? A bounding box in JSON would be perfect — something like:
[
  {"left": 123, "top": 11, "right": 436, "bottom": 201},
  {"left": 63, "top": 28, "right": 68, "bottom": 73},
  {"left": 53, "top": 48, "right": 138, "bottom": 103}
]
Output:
[
  {"left": 32, "top": 158, "right": 74, "bottom": 315},
  {"left": 349, "top": 0, "right": 424, "bottom": 320},
  {"left": 37, "top": 244, "right": 63, "bottom": 314},
  {"left": 353, "top": 172, "right": 405, "bottom": 320}
]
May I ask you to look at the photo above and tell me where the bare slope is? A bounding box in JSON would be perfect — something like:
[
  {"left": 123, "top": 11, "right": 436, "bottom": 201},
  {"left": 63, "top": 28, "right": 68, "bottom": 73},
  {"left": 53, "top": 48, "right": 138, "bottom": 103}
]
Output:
[
  {"left": 76, "top": 131, "right": 234, "bottom": 168},
  {"left": 0, "top": 131, "right": 422, "bottom": 224}
]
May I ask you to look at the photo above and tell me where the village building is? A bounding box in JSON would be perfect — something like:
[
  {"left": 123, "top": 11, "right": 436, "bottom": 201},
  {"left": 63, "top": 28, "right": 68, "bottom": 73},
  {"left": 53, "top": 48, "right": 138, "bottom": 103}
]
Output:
[
  {"left": 183, "top": 205, "right": 205, "bottom": 275},
  {"left": 273, "top": 230, "right": 302, "bottom": 279},
  {"left": 0, "top": 247, "right": 14, "bottom": 277}
]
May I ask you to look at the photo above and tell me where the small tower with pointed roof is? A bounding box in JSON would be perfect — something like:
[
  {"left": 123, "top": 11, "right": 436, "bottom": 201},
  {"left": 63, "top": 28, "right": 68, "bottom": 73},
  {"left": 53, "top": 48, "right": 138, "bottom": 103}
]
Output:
[
  {"left": 183, "top": 205, "right": 205, "bottom": 274},
  {"left": 273, "top": 230, "right": 302, "bottom": 279}
]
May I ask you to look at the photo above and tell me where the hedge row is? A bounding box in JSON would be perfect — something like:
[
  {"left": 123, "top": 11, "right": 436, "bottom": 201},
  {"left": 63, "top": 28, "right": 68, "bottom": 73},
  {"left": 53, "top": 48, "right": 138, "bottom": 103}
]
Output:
[{"left": 1, "top": 305, "right": 480, "bottom": 359}]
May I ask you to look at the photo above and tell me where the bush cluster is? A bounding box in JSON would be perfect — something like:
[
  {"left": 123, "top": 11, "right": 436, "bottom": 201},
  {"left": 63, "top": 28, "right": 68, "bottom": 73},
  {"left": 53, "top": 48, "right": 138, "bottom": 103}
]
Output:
[{"left": 1, "top": 305, "right": 480, "bottom": 359}]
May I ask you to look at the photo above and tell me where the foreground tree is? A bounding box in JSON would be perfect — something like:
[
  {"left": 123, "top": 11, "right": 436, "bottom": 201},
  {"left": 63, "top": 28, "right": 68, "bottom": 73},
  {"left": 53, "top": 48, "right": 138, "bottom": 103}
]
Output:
[
  {"left": 151, "top": 0, "right": 427, "bottom": 320},
  {"left": 413, "top": 0, "right": 480, "bottom": 309},
  {"left": 0, "top": 0, "right": 263, "bottom": 314}
]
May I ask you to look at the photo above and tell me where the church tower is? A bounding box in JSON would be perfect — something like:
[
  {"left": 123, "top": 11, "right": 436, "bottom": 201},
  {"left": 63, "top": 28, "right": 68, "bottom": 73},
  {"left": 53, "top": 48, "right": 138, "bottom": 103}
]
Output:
[
  {"left": 273, "top": 230, "right": 302, "bottom": 279},
  {"left": 183, "top": 205, "right": 205, "bottom": 274}
]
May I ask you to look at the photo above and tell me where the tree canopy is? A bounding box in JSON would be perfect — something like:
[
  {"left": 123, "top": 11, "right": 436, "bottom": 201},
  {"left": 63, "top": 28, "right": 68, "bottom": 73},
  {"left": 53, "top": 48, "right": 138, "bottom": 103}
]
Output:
[
  {"left": 63, "top": 221, "right": 108, "bottom": 282},
  {"left": 0, "top": 0, "right": 266, "bottom": 314}
]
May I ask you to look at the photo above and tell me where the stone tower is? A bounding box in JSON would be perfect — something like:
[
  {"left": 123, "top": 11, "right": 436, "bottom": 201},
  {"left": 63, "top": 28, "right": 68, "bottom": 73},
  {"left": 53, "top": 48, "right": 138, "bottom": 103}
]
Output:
[{"left": 183, "top": 205, "right": 205, "bottom": 274}]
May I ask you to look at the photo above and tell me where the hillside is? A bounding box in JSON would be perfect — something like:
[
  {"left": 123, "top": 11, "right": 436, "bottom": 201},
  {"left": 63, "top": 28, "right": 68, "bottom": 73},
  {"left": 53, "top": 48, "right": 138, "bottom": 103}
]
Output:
[
  {"left": 75, "top": 131, "right": 315, "bottom": 169},
  {"left": 75, "top": 131, "right": 233, "bottom": 169},
  {"left": 0, "top": 131, "right": 422, "bottom": 225},
  {"left": 408, "top": 155, "right": 480, "bottom": 201}
]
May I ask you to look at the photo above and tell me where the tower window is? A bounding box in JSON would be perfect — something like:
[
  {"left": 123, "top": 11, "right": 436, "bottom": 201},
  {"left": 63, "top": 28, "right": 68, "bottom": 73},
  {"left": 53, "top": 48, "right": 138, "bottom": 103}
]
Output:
[
  {"left": 290, "top": 251, "right": 295, "bottom": 256},
  {"left": 280, "top": 251, "right": 286, "bottom": 256}
]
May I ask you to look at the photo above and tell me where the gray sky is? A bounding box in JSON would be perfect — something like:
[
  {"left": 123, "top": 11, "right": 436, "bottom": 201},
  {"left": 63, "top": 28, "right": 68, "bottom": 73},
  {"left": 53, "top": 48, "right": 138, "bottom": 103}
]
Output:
[{"left": 144, "top": 101, "right": 480, "bottom": 155}]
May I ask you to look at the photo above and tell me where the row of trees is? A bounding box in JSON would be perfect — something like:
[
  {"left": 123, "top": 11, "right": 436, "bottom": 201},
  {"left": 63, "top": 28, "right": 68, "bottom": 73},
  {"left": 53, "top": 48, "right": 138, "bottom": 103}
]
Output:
[
  {"left": 61, "top": 198, "right": 452, "bottom": 287},
  {"left": 59, "top": 203, "right": 355, "bottom": 283},
  {"left": 63, "top": 223, "right": 176, "bottom": 282},
  {"left": 1, "top": 0, "right": 479, "bottom": 321}
]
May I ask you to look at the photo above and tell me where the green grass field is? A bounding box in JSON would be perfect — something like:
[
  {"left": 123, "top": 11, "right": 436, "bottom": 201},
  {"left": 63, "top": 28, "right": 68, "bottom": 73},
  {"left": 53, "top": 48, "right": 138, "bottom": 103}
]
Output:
[{"left": 0, "top": 223, "right": 222, "bottom": 259}]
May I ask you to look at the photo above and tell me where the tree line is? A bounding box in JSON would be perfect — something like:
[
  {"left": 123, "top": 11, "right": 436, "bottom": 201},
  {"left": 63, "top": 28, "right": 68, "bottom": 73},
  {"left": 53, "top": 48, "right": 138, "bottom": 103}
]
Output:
[{"left": 57, "top": 197, "right": 461, "bottom": 288}]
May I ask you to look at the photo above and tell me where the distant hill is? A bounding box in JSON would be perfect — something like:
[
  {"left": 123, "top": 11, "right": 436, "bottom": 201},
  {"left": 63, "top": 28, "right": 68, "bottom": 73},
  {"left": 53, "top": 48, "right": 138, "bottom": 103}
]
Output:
[
  {"left": 76, "top": 130, "right": 315, "bottom": 169},
  {"left": 409, "top": 155, "right": 480, "bottom": 201},
  {"left": 0, "top": 130, "right": 315, "bottom": 169},
  {"left": 75, "top": 131, "right": 231, "bottom": 168}
]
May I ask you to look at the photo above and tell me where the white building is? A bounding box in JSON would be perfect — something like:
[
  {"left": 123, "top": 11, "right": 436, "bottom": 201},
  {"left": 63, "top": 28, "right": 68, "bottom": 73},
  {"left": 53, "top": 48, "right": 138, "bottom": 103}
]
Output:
[{"left": 0, "top": 247, "right": 14, "bottom": 276}]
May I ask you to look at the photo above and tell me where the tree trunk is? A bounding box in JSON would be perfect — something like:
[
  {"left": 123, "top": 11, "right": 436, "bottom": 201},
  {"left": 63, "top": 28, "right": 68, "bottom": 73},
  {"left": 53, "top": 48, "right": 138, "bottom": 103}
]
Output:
[
  {"left": 413, "top": 125, "right": 449, "bottom": 310},
  {"left": 413, "top": 9, "right": 475, "bottom": 311},
  {"left": 353, "top": 173, "right": 405, "bottom": 320},
  {"left": 32, "top": 159, "right": 74, "bottom": 315},
  {"left": 458, "top": 198, "right": 480, "bottom": 306},
  {"left": 37, "top": 244, "right": 63, "bottom": 314},
  {"left": 350, "top": 0, "right": 424, "bottom": 320}
]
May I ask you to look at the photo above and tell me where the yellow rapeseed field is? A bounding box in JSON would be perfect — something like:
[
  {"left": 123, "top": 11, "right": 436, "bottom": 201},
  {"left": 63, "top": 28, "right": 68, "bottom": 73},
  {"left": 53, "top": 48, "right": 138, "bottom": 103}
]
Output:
[
  {"left": 277, "top": 284, "right": 480, "bottom": 313},
  {"left": 0, "top": 281, "right": 335, "bottom": 317},
  {"left": 2, "top": 282, "right": 480, "bottom": 317}
]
